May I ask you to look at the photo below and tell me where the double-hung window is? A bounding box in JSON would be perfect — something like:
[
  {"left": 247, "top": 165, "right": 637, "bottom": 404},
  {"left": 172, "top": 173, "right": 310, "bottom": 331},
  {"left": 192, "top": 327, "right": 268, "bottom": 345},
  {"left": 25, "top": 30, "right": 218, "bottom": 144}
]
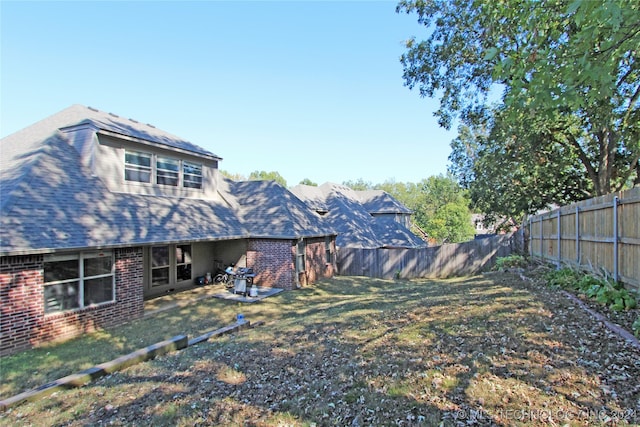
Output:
[
  {"left": 44, "top": 252, "right": 115, "bottom": 314},
  {"left": 125, "top": 150, "right": 203, "bottom": 190},
  {"left": 183, "top": 161, "right": 203, "bottom": 189},
  {"left": 125, "top": 151, "right": 152, "bottom": 183},
  {"left": 156, "top": 156, "right": 180, "bottom": 186}
]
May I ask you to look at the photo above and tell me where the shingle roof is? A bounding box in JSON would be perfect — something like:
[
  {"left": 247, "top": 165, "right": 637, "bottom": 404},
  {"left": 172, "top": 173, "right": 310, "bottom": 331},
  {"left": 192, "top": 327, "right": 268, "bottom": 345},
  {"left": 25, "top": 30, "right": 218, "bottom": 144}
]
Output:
[
  {"left": 0, "top": 132, "right": 246, "bottom": 255},
  {"left": 220, "top": 179, "right": 335, "bottom": 239},
  {"left": 290, "top": 183, "right": 425, "bottom": 249},
  {"left": 357, "top": 190, "right": 412, "bottom": 214},
  {"left": 0, "top": 105, "right": 333, "bottom": 255},
  {"left": 0, "top": 105, "right": 220, "bottom": 173}
]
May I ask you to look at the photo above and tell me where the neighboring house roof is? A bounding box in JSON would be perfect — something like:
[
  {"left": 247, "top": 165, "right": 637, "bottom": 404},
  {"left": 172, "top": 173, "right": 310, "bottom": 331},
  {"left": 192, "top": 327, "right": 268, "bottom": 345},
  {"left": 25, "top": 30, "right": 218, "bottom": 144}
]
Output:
[
  {"left": 220, "top": 178, "right": 335, "bottom": 239},
  {"left": 291, "top": 183, "right": 426, "bottom": 249},
  {"left": 0, "top": 105, "right": 331, "bottom": 256},
  {"left": 357, "top": 190, "right": 412, "bottom": 214}
]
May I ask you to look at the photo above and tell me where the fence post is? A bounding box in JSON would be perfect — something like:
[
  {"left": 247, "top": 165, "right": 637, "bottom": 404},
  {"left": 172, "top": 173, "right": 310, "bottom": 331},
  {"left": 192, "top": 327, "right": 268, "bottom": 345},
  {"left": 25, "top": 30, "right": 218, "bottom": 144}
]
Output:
[
  {"left": 557, "top": 209, "right": 561, "bottom": 268},
  {"left": 528, "top": 216, "right": 532, "bottom": 257},
  {"left": 575, "top": 205, "right": 580, "bottom": 265},
  {"left": 613, "top": 196, "right": 619, "bottom": 282},
  {"left": 540, "top": 216, "right": 544, "bottom": 260}
]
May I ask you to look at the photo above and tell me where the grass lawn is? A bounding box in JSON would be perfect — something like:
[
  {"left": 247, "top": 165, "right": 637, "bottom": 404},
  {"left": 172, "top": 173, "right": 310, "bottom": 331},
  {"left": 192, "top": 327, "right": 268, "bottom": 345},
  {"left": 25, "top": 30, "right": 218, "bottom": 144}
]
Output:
[{"left": 1, "top": 273, "right": 639, "bottom": 426}]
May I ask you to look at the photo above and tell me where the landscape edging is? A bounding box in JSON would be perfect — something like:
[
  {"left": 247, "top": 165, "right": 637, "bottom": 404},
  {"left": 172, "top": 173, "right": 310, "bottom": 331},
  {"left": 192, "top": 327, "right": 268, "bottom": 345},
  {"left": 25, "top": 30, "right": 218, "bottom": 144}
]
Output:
[{"left": 0, "top": 320, "right": 251, "bottom": 412}]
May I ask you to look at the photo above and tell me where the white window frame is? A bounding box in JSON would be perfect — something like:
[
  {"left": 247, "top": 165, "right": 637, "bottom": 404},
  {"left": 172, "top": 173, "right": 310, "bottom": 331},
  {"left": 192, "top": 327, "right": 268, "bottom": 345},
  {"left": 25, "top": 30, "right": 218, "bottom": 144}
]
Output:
[
  {"left": 151, "top": 245, "right": 171, "bottom": 287},
  {"left": 124, "top": 150, "right": 152, "bottom": 183},
  {"left": 296, "top": 240, "right": 306, "bottom": 273},
  {"left": 156, "top": 156, "right": 180, "bottom": 186},
  {"left": 43, "top": 251, "right": 115, "bottom": 314},
  {"left": 124, "top": 150, "right": 203, "bottom": 190},
  {"left": 150, "top": 244, "right": 193, "bottom": 287},
  {"left": 183, "top": 161, "right": 203, "bottom": 189}
]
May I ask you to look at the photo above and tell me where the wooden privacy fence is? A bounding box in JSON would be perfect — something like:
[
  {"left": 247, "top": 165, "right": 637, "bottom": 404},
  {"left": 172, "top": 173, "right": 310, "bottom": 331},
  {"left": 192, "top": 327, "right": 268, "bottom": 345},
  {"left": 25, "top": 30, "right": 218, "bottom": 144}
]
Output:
[
  {"left": 336, "top": 233, "right": 517, "bottom": 280},
  {"left": 526, "top": 187, "right": 640, "bottom": 290}
]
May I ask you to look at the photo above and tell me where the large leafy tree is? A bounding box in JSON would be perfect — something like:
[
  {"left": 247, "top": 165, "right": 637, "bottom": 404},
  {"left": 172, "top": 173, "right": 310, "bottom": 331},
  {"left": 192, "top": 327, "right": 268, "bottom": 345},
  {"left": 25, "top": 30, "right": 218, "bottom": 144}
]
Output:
[
  {"left": 449, "top": 108, "right": 592, "bottom": 223},
  {"left": 397, "top": 0, "right": 640, "bottom": 197},
  {"left": 376, "top": 176, "right": 475, "bottom": 244}
]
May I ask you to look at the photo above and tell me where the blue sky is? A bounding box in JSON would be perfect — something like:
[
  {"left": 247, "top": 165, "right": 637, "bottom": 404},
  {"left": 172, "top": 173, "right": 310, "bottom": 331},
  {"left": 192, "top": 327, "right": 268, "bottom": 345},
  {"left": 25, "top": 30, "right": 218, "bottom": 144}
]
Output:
[{"left": 1, "top": 1, "right": 457, "bottom": 186}]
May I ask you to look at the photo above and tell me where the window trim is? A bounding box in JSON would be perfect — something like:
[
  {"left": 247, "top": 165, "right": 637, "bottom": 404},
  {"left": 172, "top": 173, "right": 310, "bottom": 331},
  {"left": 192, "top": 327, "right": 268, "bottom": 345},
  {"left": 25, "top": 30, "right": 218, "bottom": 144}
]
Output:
[
  {"left": 183, "top": 161, "right": 203, "bottom": 189},
  {"left": 124, "top": 150, "right": 152, "bottom": 183},
  {"left": 149, "top": 244, "right": 193, "bottom": 288},
  {"left": 124, "top": 150, "right": 203, "bottom": 190},
  {"left": 296, "top": 240, "right": 306, "bottom": 273},
  {"left": 151, "top": 245, "right": 171, "bottom": 287},
  {"left": 156, "top": 156, "right": 180, "bottom": 187},
  {"left": 325, "top": 236, "right": 332, "bottom": 264},
  {"left": 43, "top": 251, "right": 115, "bottom": 314}
]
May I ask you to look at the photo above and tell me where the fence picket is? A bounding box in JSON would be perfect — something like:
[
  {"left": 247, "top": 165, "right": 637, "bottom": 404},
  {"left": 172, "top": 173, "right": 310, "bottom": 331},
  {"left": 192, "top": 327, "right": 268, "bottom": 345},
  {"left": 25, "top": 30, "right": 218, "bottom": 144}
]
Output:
[
  {"left": 336, "top": 234, "right": 517, "bottom": 280},
  {"left": 527, "top": 187, "right": 639, "bottom": 290}
]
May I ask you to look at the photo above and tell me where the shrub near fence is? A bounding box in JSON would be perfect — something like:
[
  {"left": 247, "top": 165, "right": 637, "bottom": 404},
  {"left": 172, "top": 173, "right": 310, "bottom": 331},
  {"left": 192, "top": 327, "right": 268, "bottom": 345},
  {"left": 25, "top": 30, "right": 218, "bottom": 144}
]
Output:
[
  {"left": 526, "top": 186, "right": 640, "bottom": 290},
  {"left": 336, "top": 233, "right": 517, "bottom": 280}
]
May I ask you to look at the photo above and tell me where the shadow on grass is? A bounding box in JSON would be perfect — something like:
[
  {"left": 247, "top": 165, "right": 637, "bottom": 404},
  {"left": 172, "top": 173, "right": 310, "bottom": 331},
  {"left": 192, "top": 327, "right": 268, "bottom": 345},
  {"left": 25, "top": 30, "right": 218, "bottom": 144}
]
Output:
[{"left": 3, "top": 274, "right": 639, "bottom": 426}]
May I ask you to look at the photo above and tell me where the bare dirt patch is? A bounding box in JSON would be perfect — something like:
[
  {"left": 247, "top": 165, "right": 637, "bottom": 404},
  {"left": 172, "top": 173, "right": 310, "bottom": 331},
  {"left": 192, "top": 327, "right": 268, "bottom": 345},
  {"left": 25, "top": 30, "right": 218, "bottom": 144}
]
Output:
[{"left": 1, "top": 273, "right": 639, "bottom": 426}]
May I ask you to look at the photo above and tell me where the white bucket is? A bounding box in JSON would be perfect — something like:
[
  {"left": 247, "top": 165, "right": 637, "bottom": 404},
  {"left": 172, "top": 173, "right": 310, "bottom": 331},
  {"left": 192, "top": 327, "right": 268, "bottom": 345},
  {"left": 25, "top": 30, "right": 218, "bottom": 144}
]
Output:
[{"left": 249, "top": 285, "right": 258, "bottom": 297}]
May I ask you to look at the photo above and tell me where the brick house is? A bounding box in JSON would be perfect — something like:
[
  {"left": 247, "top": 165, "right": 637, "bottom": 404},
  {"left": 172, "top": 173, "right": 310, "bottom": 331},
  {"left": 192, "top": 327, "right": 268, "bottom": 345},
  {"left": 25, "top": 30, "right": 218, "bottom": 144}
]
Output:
[{"left": 0, "top": 105, "right": 336, "bottom": 355}]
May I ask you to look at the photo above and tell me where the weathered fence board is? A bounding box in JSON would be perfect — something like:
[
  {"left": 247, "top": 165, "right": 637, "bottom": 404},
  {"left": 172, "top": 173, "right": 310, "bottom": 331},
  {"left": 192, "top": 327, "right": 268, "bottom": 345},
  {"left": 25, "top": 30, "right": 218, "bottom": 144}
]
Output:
[
  {"left": 526, "top": 187, "right": 640, "bottom": 290},
  {"left": 336, "top": 234, "right": 516, "bottom": 280}
]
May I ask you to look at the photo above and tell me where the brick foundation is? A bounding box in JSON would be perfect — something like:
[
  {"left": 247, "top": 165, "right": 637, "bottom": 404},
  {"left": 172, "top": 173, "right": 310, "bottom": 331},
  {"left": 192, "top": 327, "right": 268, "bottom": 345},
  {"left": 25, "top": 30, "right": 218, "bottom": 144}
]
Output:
[{"left": 0, "top": 248, "right": 144, "bottom": 356}]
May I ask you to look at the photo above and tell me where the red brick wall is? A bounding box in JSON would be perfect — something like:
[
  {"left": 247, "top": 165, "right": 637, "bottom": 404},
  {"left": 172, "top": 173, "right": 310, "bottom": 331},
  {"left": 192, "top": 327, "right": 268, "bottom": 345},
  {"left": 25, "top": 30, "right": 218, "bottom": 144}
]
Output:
[
  {"left": 246, "top": 237, "right": 335, "bottom": 290},
  {"left": 304, "top": 237, "right": 336, "bottom": 285},
  {"left": 0, "top": 248, "right": 144, "bottom": 356},
  {"left": 246, "top": 239, "right": 296, "bottom": 290}
]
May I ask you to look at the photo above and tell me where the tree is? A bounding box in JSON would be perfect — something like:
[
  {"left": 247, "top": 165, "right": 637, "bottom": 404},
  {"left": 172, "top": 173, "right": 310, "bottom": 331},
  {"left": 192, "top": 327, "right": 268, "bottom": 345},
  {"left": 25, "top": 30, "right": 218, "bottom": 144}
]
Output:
[
  {"left": 219, "top": 170, "right": 247, "bottom": 181},
  {"left": 428, "top": 202, "right": 476, "bottom": 244},
  {"left": 342, "top": 179, "right": 374, "bottom": 191},
  {"left": 249, "top": 170, "right": 287, "bottom": 187},
  {"left": 397, "top": 0, "right": 640, "bottom": 196},
  {"left": 376, "top": 176, "right": 475, "bottom": 244},
  {"left": 417, "top": 175, "right": 475, "bottom": 243},
  {"left": 449, "top": 108, "right": 592, "bottom": 224},
  {"left": 299, "top": 178, "right": 318, "bottom": 186}
]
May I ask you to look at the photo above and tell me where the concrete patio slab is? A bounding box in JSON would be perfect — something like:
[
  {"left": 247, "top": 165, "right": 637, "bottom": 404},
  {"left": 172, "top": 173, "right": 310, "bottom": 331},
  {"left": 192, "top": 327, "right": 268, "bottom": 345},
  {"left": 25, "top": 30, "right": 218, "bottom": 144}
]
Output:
[{"left": 212, "top": 287, "right": 284, "bottom": 303}]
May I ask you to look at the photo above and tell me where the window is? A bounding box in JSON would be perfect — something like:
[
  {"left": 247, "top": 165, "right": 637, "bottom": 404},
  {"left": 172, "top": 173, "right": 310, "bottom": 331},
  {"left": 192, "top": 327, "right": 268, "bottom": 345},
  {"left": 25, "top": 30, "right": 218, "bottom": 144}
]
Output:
[
  {"left": 183, "top": 161, "right": 203, "bottom": 189},
  {"left": 124, "top": 151, "right": 204, "bottom": 190},
  {"left": 296, "top": 240, "right": 306, "bottom": 273},
  {"left": 157, "top": 156, "right": 180, "bottom": 186},
  {"left": 150, "top": 244, "right": 192, "bottom": 287},
  {"left": 176, "top": 245, "right": 192, "bottom": 281},
  {"left": 44, "top": 252, "right": 114, "bottom": 314},
  {"left": 325, "top": 237, "right": 332, "bottom": 264},
  {"left": 151, "top": 246, "right": 170, "bottom": 287},
  {"left": 125, "top": 151, "right": 151, "bottom": 183}
]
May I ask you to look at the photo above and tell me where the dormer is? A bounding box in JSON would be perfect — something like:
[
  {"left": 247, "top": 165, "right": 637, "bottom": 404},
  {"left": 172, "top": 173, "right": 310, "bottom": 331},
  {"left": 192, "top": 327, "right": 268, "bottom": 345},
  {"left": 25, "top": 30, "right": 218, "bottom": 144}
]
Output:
[{"left": 58, "top": 108, "right": 222, "bottom": 200}]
